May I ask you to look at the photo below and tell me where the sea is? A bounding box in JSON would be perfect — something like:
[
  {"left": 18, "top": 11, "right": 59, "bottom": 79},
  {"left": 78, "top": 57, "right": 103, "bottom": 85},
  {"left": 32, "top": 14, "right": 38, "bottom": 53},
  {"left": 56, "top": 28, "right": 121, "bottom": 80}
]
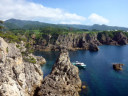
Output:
[{"left": 34, "top": 45, "right": 128, "bottom": 96}]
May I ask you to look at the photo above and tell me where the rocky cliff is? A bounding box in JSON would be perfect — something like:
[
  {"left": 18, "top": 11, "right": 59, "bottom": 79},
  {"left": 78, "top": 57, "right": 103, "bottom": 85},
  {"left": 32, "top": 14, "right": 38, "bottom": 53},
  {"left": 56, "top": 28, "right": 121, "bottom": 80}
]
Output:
[
  {"left": 38, "top": 49, "right": 82, "bottom": 96},
  {"left": 1, "top": 31, "right": 127, "bottom": 96},
  {"left": 34, "top": 32, "right": 128, "bottom": 51},
  {"left": 0, "top": 37, "right": 46, "bottom": 96}
]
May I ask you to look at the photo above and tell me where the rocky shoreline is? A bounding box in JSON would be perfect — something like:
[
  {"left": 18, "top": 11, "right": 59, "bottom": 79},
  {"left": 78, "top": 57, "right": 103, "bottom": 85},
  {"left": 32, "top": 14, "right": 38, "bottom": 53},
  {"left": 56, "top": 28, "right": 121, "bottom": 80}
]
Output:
[
  {"left": 0, "top": 37, "right": 82, "bottom": 96},
  {"left": 0, "top": 31, "right": 128, "bottom": 96},
  {"left": 33, "top": 32, "right": 128, "bottom": 52}
]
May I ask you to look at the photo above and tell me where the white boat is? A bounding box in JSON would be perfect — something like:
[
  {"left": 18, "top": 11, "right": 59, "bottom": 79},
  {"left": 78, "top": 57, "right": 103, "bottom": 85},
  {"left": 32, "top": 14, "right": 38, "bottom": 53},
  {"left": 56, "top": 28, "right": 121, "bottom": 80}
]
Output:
[{"left": 72, "top": 61, "right": 86, "bottom": 68}]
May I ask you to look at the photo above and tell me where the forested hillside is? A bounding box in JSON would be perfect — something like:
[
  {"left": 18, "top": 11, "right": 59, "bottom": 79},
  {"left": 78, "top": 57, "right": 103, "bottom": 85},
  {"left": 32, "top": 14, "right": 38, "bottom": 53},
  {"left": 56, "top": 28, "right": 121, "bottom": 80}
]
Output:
[{"left": 4, "top": 19, "right": 128, "bottom": 31}]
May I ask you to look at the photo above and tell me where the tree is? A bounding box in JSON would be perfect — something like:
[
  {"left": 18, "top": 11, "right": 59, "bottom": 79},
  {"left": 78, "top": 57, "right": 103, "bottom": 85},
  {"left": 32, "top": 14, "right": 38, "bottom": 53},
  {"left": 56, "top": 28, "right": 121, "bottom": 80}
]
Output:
[
  {"left": 0, "top": 20, "right": 4, "bottom": 32},
  {"left": 0, "top": 20, "right": 4, "bottom": 24}
]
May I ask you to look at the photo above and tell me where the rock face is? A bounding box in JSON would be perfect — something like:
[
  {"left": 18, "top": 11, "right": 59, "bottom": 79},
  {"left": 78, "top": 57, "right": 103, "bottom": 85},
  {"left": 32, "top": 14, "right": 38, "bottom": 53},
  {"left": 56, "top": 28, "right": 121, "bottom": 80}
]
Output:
[
  {"left": 35, "top": 56, "right": 46, "bottom": 65},
  {"left": 89, "top": 43, "right": 99, "bottom": 51},
  {"left": 113, "top": 64, "right": 124, "bottom": 71},
  {"left": 34, "top": 32, "right": 128, "bottom": 51},
  {"left": 0, "top": 37, "right": 45, "bottom": 96},
  {"left": 38, "top": 50, "right": 82, "bottom": 96},
  {"left": 113, "top": 32, "right": 127, "bottom": 45}
]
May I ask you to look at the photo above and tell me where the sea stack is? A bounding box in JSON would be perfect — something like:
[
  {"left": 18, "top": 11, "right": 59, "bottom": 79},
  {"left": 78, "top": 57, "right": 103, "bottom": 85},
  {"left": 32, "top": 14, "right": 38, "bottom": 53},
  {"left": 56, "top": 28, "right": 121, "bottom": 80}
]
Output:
[{"left": 38, "top": 49, "right": 82, "bottom": 96}]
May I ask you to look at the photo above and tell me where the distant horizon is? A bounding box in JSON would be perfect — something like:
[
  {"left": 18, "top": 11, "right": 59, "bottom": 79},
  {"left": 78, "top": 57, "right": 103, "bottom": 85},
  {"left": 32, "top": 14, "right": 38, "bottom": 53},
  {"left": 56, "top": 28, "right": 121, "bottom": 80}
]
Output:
[
  {"left": 0, "top": 0, "right": 128, "bottom": 27},
  {"left": 5, "top": 18, "right": 128, "bottom": 28}
]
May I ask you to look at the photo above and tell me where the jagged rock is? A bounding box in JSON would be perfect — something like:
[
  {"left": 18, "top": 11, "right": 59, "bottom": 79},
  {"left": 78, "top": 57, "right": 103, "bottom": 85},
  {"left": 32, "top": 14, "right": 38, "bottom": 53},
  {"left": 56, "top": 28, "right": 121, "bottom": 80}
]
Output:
[
  {"left": 28, "top": 53, "right": 46, "bottom": 65},
  {"left": 0, "top": 37, "right": 8, "bottom": 54},
  {"left": 113, "top": 64, "right": 124, "bottom": 71},
  {"left": 18, "top": 41, "right": 27, "bottom": 52},
  {"left": 89, "top": 43, "right": 99, "bottom": 51},
  {"left": 36, "top": 56, "right": 46, "bottom": 65},
  {"left": 0, "top": 37, "right": 8, "bottom": 62},
  {"left": 0, "top": 37, "right": 45, "bottom": 96},
  {"left": 38, "top": 50, "right": 82, "bottom": 96},
  {"left": 39, "top": 32, "right": 128, "bottom": 51},
  {"left": 98, "top": 32, "right": 128, "bottom": 45},
  {"left": 114, "top": 32, "right": 127, "bottom": 45},
  {"left": 33, "top": 32, "right": 128, "bottom": 51}
]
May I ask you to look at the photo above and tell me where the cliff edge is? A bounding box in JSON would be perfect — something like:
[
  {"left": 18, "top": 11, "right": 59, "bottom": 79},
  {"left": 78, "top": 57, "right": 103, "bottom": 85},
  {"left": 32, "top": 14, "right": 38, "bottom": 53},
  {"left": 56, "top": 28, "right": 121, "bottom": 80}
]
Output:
[
  {"left": 34, "top": 32, "right": 128, "bottom": 51},
  {"left": 0, "top": 37, "right": 45, "bottom": 96}
]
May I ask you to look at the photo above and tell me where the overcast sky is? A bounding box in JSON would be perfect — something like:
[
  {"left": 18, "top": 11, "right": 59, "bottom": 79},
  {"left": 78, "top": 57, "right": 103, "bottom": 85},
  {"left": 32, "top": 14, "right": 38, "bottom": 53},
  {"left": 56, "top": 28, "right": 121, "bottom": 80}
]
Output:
[{"left": 0, "top": 0, "right": 128, "bottom": 27}]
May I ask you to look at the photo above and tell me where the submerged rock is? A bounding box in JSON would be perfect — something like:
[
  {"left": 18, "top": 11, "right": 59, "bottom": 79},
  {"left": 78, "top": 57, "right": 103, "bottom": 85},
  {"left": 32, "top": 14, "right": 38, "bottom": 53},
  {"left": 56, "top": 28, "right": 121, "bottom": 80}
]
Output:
[
  {"left": 0, "top": 37, "right": 45, "bottom": 96},
  {"left": 113, "top": 63, "right": 124, "bottom": 71},
  {"left": 38, "top": 49, "right": 82, "bottom": 96}
]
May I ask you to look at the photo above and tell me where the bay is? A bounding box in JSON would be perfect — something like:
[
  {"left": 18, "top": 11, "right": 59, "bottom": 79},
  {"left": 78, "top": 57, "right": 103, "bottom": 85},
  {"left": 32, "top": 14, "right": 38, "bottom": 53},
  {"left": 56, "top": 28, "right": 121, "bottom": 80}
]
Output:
[{"left": 34, "top": 45, "right": 128, "bottom": 96}]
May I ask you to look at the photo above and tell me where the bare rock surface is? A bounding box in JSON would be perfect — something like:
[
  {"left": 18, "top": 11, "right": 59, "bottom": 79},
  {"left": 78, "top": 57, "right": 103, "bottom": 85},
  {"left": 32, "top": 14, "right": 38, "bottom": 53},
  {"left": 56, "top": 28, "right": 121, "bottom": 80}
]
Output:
[
  {"left": 38, "top": 49, "right": 82, "bottom": 96},
  {"left": 0, "top": 37, "right": 45, "bottom": 96},
  {"left": 113, "top": 63, "right": 124, "bottom": 71}
]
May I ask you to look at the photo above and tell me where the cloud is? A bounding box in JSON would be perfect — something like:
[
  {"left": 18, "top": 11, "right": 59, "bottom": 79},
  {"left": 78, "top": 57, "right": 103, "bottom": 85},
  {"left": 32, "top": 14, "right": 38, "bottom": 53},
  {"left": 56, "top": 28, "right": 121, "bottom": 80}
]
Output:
[
  {"left": 60, "top": 21, "right": 81, "bottom": 24},
  {"left": 88, "top": 13, "right": 109, "bottom": 24},
  {"left": 0, "top": 0, "right": 86, "bottom": 24}
]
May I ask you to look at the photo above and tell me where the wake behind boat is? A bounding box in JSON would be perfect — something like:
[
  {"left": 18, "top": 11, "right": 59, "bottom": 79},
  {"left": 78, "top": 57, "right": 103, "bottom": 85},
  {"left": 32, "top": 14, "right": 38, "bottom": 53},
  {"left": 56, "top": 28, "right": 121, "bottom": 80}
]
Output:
[{"left": 72, "top": 61, "right": 86, "bottom": 68}]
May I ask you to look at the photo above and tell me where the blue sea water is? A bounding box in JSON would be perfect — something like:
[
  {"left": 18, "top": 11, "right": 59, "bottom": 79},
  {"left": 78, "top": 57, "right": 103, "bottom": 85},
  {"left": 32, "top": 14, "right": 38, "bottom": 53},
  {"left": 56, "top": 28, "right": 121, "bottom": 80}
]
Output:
[{"left": 35, "top": 45, "right": 128, "bottom": 96}]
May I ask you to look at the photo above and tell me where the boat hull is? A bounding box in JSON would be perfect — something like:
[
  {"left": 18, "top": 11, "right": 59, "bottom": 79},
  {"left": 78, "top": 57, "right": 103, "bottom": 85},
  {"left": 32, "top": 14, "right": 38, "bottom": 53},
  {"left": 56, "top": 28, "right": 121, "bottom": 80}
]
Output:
[{"left": 72, "top": 63, "right": 86, "bottom": 69}]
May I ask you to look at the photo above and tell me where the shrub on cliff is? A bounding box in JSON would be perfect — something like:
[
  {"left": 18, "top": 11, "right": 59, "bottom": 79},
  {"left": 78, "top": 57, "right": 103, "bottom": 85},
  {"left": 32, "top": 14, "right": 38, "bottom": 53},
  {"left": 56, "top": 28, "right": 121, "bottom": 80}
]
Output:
[{"left": 23, "top": 56, "right": 36, "bottom": 64}]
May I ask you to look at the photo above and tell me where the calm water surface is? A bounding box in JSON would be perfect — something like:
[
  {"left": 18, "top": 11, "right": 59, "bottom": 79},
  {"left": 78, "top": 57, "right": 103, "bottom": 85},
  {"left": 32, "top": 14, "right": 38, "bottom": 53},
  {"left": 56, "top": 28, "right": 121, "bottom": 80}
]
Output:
[{"left": 35, "top": 45, "right": 128, "bottom": 96}]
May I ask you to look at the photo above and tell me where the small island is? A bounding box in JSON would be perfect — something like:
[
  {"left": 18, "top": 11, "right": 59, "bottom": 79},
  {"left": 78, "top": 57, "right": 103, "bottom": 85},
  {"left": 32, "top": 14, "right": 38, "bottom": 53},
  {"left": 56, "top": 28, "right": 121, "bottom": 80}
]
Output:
[{"left": 113, "top": 63, "right": 124, "bottom": 71}]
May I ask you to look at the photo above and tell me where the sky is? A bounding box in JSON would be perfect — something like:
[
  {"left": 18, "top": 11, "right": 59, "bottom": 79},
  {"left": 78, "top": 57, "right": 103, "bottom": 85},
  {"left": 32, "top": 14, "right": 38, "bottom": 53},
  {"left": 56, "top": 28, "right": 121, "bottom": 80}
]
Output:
[{"left": 0, "top": 0, "right": 128, "bottom": 27}]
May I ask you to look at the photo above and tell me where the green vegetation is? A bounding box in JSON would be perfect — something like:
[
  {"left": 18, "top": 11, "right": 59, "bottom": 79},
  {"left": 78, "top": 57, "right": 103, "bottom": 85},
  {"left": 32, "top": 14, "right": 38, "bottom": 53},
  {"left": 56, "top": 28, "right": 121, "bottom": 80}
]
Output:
[
  {"left": 100, "top": 31, "right": 116, "bottom": 38},
  {"left": 16, "top": 44, "right": 20, "bottom": 48},
  {"left": 21, "top": 51, "right": 28, "bottom": 56},
  {"left": 6, "top": 47, "right": 8, "bottom": 53},
  {"left": 23, "top": 56, "right": 36, "bottom": 64},
  {"left": 1, "top": 19, "right": 128, "bottom": 54},
  {"left": 1, "top": 20, "right": 128, "bottom": 42},
  {"left": 0, "top": 20, "right": 4, "bottom": 32},
  {"left": 123, "top": 32, "right": 128, "bottom": 37},
  {"left": 0, "top": 32, "right": 27, "bottom": 43},
  {"left": 4, "top": 19, "right": 128, "bottom": 31}
]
